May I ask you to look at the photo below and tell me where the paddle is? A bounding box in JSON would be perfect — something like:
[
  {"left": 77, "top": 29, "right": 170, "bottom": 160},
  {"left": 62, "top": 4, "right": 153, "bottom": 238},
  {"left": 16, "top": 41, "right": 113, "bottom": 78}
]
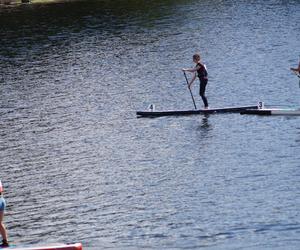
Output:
[{"left": 183, "top": 72, "right": 197, "bottom": 109}]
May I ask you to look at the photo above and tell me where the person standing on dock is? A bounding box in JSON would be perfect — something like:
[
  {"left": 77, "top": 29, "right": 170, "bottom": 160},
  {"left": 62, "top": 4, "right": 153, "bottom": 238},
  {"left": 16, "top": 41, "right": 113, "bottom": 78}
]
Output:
[
  {"left": 0, "top": 180, "right": 9, "bottom": 248},
  {"left": 182, "top": 53, "right": 209, "bottom": 109}
]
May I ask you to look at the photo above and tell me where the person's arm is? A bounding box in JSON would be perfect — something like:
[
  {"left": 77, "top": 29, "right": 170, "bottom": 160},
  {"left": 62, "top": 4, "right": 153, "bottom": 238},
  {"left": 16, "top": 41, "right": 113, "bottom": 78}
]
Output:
[
  {"left": 182, "top": 65, "right": 201, "bottom": 73},
  {"left": 290, "top": 61, "right": 300, "bottom": 72},
  {"left": 188, "top": 73, "right": 197, "bottom": 88},
  {"left": 290, "top": 67, "right": 300, "bottom": 72},
  {"left": 182, "top": 67, "right": 196, "bottom": 73}
]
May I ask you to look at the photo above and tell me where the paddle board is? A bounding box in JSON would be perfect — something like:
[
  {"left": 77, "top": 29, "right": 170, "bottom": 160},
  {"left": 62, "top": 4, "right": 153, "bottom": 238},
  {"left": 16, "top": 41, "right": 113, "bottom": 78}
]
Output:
[
  {"left": 0, "top": 242, "right": 82, "bottom": 250},
  {"left": 136, "top": 105, "right": 257, "bottom": 117}
]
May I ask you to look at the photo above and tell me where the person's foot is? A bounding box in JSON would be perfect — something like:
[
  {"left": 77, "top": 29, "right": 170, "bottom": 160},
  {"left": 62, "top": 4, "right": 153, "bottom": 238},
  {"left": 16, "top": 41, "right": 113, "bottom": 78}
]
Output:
[
  {"left": 0, "top": 239, "right": 9, "bottom": 247},
  {"left": 204, "top": 106, "right": 209, "bottom": 109}
]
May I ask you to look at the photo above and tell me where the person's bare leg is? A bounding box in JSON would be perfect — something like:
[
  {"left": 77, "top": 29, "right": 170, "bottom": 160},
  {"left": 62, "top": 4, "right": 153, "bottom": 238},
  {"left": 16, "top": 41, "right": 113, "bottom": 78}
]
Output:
[{"left": 0, "top": 212, "right": 8, "bottom": 246}]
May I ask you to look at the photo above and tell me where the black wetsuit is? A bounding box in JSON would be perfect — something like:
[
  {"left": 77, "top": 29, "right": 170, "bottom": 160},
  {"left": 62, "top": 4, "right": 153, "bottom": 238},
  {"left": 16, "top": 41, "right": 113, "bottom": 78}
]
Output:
[{"left": 197, "top": 63, "right": 208, "bottom": 108}]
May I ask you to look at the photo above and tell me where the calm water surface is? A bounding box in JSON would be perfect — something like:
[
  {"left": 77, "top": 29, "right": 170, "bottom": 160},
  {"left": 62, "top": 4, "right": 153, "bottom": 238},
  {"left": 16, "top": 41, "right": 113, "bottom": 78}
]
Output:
[{"left": 0, "top": 0, "right": 300, "bottom": 249}]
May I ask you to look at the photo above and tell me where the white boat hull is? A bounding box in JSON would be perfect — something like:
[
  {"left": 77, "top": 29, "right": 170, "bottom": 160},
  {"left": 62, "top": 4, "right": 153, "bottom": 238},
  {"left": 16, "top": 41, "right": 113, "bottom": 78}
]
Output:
[{"left": 241, "top": 108, "right": 300, "bottom": 116}]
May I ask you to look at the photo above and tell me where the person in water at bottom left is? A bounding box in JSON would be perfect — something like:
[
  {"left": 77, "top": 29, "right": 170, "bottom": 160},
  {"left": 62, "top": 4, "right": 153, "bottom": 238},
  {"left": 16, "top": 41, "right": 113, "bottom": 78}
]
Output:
[{"left": 0, "top": 180, "right": 9, "bottom": 248}]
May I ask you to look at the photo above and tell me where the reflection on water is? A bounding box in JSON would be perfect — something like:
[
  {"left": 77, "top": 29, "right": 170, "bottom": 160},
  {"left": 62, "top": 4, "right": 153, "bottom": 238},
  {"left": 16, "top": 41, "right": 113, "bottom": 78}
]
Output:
[
  {"left": 197, "top": 114, "right": 212, "bottom": 139},
  {"left": 1, "top": 0, "right": 300, "bottom": 249},
  {"left": 199, "top": 114, "right": 210, "bottom": 129}
]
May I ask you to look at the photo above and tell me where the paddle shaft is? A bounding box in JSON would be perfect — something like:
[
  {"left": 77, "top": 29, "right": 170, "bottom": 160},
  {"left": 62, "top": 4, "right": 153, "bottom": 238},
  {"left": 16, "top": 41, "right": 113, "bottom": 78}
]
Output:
[{"left": 183, "top": 72, "right": 197, "bottom": 109}]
